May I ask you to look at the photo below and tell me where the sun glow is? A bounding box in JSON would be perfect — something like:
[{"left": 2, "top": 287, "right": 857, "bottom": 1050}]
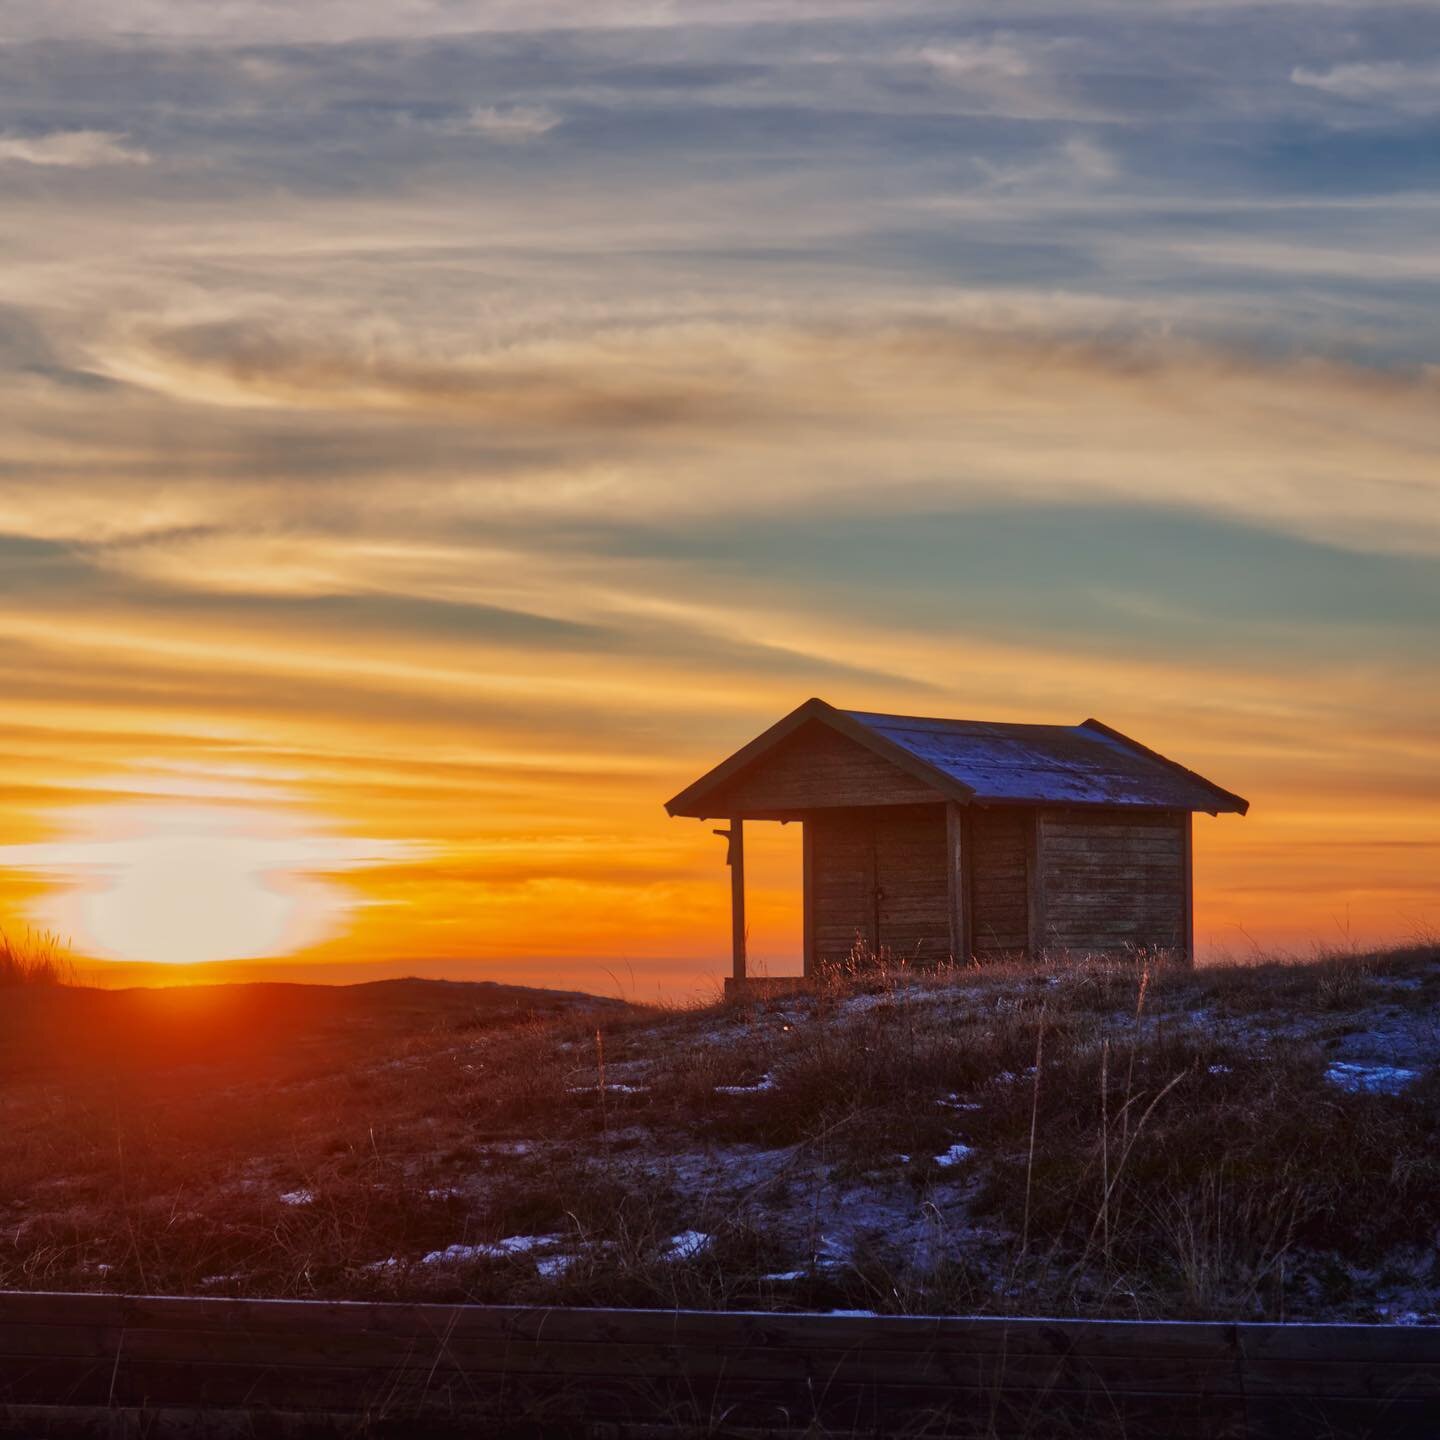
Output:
[{"left": 3, "top": 799, "right": 414, "bottom": 965}]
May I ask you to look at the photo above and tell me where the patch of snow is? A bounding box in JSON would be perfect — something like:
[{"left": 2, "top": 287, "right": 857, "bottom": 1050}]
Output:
[
  {"left": 420, "top": 1244, "right": 497, "bottom": 1266},
  {"left": 896, "top": 1154, "right": 911, "bottom": 1164},
  {"left": 536, "top": 1254, "right": 576, "bottom": 1279},
  {"left": 761, "top": 1269, "right": 806, "bottom": 1282},
  {"left": 937, "top": 1093, "right": 981, "bottom": 1111},
  {"left": 1325, "top": 1062, "right": 1418, "bottom": 1095},
  {"left": 663, "top": 1230, "right": 712, "bottom": 1261},
  {"left": 715, "top": 1073, "right": 775, "bottom": 1095},
  {"left": 278, "top": 1189, "right": 315, "bottom": 1206},
  {"left": 839, "top": 992, "right": 896, "bottom": 1015},
  {"left": 1208, "top": 1065, "right": 1232, "bottom": 1076},
  {"left": 933, "top": 1143, "right": 974, "bottom": 1168},
  {"left": 566, "top": 1083, "right": 649, "bottom": 1095},
  {"left": 422, "top": 1233, "right": 566, "bottom": 1265},
  {"left": 492, "top": 1232, "right": 566, "bottom": 1255},
  {"left": 479, "top": 1140, "right": 533, "bottom": 1156},
  {"left": 827, "top": 1308, "right": 878, "bottom": 1317},
  {"left": 425, "top": 1185, "right": 463, "bottom": 1200}
]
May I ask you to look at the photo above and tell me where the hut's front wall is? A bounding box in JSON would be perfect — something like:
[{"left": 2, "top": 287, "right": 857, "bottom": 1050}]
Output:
[
  {"left": 808, "top": 805, "right": 950, "bottom": 966},
  {"left": 1037, "top": 807, "right": 1188, "bottom": 954},
  {"left": 699, "top": 720, "right": 938, "bottom": 817}
]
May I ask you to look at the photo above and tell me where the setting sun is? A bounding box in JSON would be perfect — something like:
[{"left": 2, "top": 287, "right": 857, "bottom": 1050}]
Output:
[{"left": 2, "top": 800, "right": 413, "bottom": 966}]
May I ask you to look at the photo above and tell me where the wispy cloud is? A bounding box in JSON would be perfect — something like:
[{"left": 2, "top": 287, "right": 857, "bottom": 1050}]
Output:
[
  {"left": 1292, "top": 59, "right": 1440, "bottom": 115},
  {"left": 466, "top": 104, "right": 562, "bottom": 141},
  {"left": 913, "top": 38, "right": 1034, "bottom": 80},
  {"left": 67, "top": 311, "right": 1440, "bottom": 556},
  {"left": 0, "top": 130, "right": 149, "bottom": 167}
]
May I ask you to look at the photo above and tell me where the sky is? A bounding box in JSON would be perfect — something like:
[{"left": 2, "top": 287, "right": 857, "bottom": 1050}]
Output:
[{"left": 0, "top": 0, "right": 1437, "bottom": 996}]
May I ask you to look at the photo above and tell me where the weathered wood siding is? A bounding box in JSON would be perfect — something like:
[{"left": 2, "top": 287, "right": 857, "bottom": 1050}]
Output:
[
  {"left": 1, "top": 1290, "right": 1435, "bottom": 1439},
  {"left": 701, "top": 720, "right": 940, "bottom": 817},
  {"left": 1038, "top": 808, "right": 1187, "bottom": 954},
  {"left": 802, "top": 801, "right": 1193, "bottom": 966},
  {"left": 809, "top": 806, "right": 949, "bottom": 964},
  {"left": 969, "top": 808, "right": 1031, "bottom": 955}
]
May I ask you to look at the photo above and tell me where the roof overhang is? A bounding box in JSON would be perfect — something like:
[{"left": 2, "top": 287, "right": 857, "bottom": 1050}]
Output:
[{"left": 1079, "top": 718, "right": 1249, "bottom": 815}]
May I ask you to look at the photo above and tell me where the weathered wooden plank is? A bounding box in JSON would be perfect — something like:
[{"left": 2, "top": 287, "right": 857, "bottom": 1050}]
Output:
[
  {"left": 0, "top": 1397, "right": 1251, "bottom": 1440},
  {"left": 1182, "top": 811, "right": 1195, "bottom": 964},
  {"left": 1027, "top": 809, "right": 1046, "bottom": 956},
  {"left": 729, "top": 818, "right": 746, "bottom": 983},
  {"left": 8, "top": 1295, "right": 1440, "bottom": 1439},
  {"left": 1044, "top": 814, "right": 1185, "bottom": 830},
  {"left": 0, "top": 1362, "right": 1223, "bottom": 1416},
  {"left": 971, "top": 809, "right": 1030, "bottom": 959},
  {"left": 0, "top": 1330, "right": 1258, "bottom": 1396},
  {"left": 1045, "top": 838, "right": 1185, "bottom": 856},
  {"left": 0, "top": 1297, "right": 1246, "bottom": 1357},
  {"left": 802, "top": 818, "right": 816, "bottom": 977},
  {"left": 8, "top": 1295, "right": 1437, "bottom": 1371}
]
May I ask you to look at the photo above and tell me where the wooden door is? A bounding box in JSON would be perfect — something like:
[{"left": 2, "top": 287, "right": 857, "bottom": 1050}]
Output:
[
  {"left": 873, "top": 807, "right": 950, "bottom": 963},
  {"left": 808, "top": 810, "right": 877, "bottom": 964}
]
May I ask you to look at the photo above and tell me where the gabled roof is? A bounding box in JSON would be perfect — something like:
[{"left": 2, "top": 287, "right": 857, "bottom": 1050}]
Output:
[{"left": 665, "top": 698, "right": 1249, "bottom": 817}]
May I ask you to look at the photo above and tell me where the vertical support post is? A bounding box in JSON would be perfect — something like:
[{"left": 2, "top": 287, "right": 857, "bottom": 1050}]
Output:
[
  {"left": 802, "top": 819, "right": 816, "bottom": 977},
  {"left": 1027, "top": 810, "right": 1047, "bottom": 961},
  {"left": 945, "top": 802, "right": 968, "bottom": 963},
  {"left": 729, "top": 818, "right": 746, "bottom": 983},
  {"left": 1182, "top": 811, "right": 1195, "bottom": 966}
]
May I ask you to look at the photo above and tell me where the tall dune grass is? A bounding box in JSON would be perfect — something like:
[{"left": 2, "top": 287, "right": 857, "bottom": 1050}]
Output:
[{"left": 0, "top": 929, "right": 72, "bottom": 987}]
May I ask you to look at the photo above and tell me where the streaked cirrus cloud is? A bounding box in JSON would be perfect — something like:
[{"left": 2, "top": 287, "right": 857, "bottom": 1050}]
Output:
[{"left": 0, "top": 129, "right": 149, "bottom": 166}]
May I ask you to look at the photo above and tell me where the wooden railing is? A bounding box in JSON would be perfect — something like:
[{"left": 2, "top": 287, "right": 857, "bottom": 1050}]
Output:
[{"left": 1, "top": 1291, "right": 1437, "bottom": 1437}]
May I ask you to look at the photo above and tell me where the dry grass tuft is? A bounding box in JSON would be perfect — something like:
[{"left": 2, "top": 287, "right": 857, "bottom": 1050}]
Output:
[{"left": 0, "top": 929, "right": 72, "bottom": 988}]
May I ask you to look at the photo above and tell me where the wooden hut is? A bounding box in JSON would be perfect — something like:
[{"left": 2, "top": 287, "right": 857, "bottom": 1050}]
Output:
[{"left": 665, "top": 698, "right": 1247, "bottom": 985}]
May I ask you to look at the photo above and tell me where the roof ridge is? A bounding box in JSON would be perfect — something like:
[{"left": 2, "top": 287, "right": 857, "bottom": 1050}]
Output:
[{"left": 844, "top": 708, "right": 1084, "bottom": 732}]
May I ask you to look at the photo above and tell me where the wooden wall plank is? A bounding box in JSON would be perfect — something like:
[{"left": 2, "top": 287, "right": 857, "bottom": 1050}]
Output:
[
  {"left": 802, "top": 818, "right": 816, "bottom": 977},
  {"left": 946, "top": 802, "right": 967, "bottom": 961}
]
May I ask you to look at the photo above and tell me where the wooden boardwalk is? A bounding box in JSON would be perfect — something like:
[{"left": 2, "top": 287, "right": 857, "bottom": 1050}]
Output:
[{"left": 1, "top": 1290, "right": 1437, "bottom": 1437}]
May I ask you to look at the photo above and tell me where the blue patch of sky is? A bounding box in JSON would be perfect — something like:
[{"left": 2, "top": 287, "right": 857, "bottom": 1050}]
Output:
[{"left": 572, "top": 505, "right": 1440, "bottom": 664}]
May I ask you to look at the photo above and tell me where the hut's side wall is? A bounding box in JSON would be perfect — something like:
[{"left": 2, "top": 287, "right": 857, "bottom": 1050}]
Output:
[
  {"left": 969, "top": 809, "right": 1031, "bottom": 955},
  {"left": 1037, "top": 808, "right": 1187, "bottom": 954},
  {"left": 809, "top": 806, "right": 949, "bottom": 965}
]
